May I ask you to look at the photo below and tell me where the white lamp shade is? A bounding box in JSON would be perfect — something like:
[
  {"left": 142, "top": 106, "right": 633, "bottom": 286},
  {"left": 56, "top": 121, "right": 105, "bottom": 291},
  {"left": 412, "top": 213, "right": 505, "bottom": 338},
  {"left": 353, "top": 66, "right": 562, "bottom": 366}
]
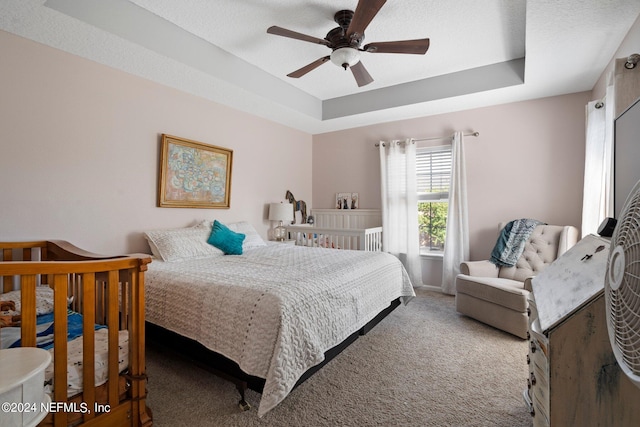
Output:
[
  {"left": 330, "top": 47, "right": 360, "bottom": 68},
  {"left": 269, "top": 203, "right": 294, "bottom": 222}
]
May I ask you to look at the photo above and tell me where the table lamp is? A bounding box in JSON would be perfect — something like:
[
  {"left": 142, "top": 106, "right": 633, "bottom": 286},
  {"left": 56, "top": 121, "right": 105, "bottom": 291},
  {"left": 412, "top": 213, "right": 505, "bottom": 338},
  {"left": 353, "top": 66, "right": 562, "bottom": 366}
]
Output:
[{"left": 269, "top": 202, "right": 294, "bottom": 241}]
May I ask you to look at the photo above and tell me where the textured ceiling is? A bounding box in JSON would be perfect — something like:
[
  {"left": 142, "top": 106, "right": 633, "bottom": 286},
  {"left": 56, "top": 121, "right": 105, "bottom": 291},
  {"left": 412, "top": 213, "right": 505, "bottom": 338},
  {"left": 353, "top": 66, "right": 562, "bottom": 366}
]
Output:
[
  {"left": 1, "top": 0, "right": 640, "bottom": 134},
  {"left": 127, "top": 0, "right": 527, "bottom": 100}
]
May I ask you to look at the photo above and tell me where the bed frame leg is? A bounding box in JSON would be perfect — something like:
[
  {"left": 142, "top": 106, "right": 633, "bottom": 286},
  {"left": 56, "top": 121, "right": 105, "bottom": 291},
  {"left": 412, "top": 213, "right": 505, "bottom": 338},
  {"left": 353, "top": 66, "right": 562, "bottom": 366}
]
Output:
[{"left": 236, "top": 381, "right": 251, "bottom": 411}]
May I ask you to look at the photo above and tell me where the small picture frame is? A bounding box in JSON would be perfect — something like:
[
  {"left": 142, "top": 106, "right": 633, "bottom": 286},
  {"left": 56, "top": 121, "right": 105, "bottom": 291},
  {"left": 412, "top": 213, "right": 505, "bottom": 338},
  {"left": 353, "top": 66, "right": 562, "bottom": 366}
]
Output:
[
  {"left": 336, "top": 192, "right": 359, "bottom": 209},
  {"left": 350, "top": 193, "right": 359, "bottom": 209}
]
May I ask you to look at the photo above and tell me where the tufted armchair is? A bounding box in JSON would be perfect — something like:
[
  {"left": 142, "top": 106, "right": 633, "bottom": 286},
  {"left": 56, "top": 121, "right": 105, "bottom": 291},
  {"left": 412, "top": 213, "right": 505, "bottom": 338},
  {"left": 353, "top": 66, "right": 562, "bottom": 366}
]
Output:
[{"left": 455, "top": 223, "right": 579, "bottom": 339}]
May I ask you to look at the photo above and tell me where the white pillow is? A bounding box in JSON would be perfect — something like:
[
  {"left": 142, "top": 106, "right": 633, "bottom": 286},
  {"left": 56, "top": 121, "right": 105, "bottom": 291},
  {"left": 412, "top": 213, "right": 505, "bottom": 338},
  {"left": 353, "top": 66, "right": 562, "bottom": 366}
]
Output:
[
  {"left": 143, "top": 223, "right": 223, "bottom": 262},
  {"left": 227, "top": 221, "right": 267, "bottom": 249}
]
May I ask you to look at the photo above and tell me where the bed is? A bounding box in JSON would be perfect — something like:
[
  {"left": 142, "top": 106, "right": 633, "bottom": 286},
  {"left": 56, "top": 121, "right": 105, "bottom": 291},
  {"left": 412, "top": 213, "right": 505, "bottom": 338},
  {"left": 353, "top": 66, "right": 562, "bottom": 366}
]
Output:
[
  {"left": 0, "top": 240, "right": 152, "bottom": 427},
  {"left": 143, "top": 220, "right": 414, "bottom": 417}
]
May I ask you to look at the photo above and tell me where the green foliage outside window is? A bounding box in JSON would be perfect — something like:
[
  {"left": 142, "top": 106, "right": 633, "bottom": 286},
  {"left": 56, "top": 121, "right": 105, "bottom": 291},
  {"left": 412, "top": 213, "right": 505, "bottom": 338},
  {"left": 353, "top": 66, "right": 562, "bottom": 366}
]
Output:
[{"left": 418, "top": 201, "right": 448, "bottom": 251}]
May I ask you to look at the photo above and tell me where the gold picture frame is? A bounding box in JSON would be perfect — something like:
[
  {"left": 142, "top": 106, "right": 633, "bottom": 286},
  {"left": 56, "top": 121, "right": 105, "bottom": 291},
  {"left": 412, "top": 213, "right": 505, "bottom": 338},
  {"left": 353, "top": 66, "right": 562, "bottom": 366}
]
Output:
[{"left": 158, "top": 134, "right": 233, "bottom": 208}]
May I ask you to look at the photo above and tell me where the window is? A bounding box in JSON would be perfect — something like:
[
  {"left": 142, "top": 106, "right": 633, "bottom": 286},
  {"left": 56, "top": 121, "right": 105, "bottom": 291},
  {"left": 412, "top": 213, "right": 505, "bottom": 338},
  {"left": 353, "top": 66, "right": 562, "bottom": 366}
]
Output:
[{"left": 417, "top": 145, "right": 452, "bottom": 254}]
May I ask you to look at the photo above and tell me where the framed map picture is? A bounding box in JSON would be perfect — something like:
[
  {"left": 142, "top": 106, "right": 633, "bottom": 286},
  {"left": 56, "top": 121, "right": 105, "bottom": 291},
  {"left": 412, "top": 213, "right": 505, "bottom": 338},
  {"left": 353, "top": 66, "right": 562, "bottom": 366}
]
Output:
[{"left": 158, "top": 134, "right": 233, "bottom": 208}]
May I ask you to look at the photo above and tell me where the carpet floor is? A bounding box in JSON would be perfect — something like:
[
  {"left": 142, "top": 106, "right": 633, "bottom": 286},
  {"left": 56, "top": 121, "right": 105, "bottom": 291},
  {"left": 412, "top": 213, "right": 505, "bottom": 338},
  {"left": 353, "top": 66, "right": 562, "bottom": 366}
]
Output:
[{"left": 145, "top": 286, "right": 532, "bottom": 426}]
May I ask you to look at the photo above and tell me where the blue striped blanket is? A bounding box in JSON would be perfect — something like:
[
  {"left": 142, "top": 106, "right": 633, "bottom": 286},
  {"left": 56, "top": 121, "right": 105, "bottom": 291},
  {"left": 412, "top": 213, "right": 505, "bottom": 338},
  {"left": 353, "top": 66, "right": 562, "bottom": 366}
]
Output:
[{"left": 0, "top": 310, "right": 105, "bottom": 350}]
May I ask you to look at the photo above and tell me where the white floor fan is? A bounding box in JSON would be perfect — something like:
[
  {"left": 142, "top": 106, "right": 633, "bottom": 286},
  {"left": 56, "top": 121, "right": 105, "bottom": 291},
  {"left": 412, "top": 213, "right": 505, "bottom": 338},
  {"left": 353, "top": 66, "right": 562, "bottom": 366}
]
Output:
[{"left": 605, "top": 179, "right": 640, "bottom": 389}]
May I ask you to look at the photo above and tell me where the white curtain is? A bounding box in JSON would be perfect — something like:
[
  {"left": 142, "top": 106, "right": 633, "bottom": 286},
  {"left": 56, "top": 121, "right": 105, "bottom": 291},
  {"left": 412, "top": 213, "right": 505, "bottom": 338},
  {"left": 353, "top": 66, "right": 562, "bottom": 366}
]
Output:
[
  {"left": 379, "top": 139, "right": 422, "bottom": 286},
  {"left": 581, "top": 84, "right": 614, "bottom": 237},
  {"left": 441, "top": 132, "right": 469, "bottom": 295},
  {"left": 581, "top": 100, "right": 607, "bottom": 236}
]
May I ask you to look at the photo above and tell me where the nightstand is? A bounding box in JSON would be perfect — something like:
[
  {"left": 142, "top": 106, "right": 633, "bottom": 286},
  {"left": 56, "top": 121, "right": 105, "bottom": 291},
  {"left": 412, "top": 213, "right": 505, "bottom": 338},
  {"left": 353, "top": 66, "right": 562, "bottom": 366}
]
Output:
[{"left": 0, "top": 347, "right": 51, "bottom": 427}]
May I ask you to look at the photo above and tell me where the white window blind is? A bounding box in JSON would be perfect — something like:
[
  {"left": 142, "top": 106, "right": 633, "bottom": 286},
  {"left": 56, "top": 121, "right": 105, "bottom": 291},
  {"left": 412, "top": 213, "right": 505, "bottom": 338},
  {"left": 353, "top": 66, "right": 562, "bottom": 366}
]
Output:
[{"left": 417, "top": 145, "right": 452, "bottom": 201}]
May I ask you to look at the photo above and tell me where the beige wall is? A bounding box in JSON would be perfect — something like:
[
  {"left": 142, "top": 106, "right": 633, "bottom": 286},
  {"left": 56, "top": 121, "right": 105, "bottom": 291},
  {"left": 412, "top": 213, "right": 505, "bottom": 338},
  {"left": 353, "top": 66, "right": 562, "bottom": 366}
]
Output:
[
  {"left": 0, "top": 30, "right": 312, "bottom": 254},
  {"left": 0, "top": 28, "right": 593, "bottom": 273},
  {"left": 313, "top": 92, "right": 590, "bottom": 269}
]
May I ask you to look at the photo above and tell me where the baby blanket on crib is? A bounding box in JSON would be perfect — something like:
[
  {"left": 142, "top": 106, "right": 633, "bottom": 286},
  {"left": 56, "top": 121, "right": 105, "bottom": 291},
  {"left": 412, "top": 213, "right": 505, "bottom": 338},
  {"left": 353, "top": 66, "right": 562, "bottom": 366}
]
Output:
[{"left": 0, "top": 311, "right": 105, "bottom": 350}]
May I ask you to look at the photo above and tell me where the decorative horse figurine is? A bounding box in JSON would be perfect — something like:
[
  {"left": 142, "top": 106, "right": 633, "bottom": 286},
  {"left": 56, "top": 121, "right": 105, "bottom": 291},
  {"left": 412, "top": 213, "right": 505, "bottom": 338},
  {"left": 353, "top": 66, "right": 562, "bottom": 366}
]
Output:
[{"left": 285, "top": 190, "right": 307, "bottom": 224}]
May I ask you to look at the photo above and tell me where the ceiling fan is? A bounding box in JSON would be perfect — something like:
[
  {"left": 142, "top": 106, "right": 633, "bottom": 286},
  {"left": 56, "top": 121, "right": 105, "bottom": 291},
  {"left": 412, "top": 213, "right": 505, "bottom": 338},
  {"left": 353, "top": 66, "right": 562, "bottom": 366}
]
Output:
[{"left": 266, "top": 0, "right": 430, "bottom": 87}]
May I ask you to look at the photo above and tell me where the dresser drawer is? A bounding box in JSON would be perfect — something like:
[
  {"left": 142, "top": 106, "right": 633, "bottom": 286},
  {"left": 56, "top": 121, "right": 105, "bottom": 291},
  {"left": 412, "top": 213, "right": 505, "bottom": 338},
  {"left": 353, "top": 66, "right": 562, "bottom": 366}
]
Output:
[
  {"left": 532, "top": 389, "right": 550, "bottom": 427},
  {"left": 530, "top": 315, "right": 548, "bottom": 357},
  {"left": 527, "top": 297, "right": 550, "bottom": 426},
  {"left": 527, "top": 295, "right": 538, "bottom": 322}
]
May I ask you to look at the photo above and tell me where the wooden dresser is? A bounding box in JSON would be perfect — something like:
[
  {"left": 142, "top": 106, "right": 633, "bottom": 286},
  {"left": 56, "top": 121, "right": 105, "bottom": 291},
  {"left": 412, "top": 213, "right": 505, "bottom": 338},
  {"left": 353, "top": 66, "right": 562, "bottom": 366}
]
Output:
[{"left": 524, "top": 234, "right": 640, "bottom": 426}]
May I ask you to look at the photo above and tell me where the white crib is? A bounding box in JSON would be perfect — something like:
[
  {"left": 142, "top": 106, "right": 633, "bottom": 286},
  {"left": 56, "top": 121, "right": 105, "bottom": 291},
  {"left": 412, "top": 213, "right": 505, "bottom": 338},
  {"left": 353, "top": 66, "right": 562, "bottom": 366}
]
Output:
[{"left": 284, "top": 209, "right": 383, "bottom": 252}]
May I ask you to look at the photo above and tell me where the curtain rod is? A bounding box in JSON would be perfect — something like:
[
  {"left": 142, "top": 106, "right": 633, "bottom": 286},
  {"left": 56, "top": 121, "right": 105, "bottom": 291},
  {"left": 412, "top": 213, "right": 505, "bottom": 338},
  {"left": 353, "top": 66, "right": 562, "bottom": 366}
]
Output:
[
  {"left": 414, "top": 131, "right": 479, "bottom": 142},
  {"left": 375, "top": 131, "right": 479, "bottom": 147}
]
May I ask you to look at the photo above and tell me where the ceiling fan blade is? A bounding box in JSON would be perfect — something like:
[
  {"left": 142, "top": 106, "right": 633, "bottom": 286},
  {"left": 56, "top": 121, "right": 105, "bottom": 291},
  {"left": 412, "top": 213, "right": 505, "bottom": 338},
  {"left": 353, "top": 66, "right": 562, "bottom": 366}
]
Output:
[
  {"left": 350, "top": 61, "right": 374, "bottom": 87},
  {"left": 287, "top": 56, "right": 331, "bottom": 78},
  {"left": 364, "top": 38, "right": 430, "bottom": 55},
  {"left": 347, "top": 0, "right": 387, "bottom": 39},
  {"left": 267, "top": 26, "right": 330, "bottom": 46}
]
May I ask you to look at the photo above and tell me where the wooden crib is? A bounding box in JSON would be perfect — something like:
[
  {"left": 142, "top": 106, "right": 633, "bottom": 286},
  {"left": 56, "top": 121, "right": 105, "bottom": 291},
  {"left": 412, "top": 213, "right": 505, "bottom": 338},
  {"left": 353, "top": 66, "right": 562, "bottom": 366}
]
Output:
[
  {"left": 284, "top": 225, "right": 382, "bottom": 251},
  {"left": 0, "top": 240, "right": 152, "bottom": 427},
  {"left": 284, "top": 208, "right": 383, "bottom": 251}
]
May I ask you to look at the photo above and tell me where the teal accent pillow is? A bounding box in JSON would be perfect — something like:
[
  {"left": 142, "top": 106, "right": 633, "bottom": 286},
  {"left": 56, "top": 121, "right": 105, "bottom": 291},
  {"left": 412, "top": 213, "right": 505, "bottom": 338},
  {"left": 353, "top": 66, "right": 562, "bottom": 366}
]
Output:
[{"left": 207, "top": 220, "right": 246, "bottom": 255}]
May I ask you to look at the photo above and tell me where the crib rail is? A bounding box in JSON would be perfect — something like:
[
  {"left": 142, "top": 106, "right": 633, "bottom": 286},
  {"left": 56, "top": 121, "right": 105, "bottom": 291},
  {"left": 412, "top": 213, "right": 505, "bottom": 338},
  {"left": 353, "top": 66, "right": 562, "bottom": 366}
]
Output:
[
  {"left": 0, "top": 240, "right": 152, "bottom": 427},
  {"left": 284, "top": 225, "right": 383, "bottom": 251}
]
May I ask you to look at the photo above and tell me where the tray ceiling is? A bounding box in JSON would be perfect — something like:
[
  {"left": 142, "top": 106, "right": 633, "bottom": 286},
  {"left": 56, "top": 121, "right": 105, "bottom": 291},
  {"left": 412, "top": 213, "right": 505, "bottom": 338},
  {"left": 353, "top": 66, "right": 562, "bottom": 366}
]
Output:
[{"left": 1, "top": 0, "right": 639, "bottom": 133}]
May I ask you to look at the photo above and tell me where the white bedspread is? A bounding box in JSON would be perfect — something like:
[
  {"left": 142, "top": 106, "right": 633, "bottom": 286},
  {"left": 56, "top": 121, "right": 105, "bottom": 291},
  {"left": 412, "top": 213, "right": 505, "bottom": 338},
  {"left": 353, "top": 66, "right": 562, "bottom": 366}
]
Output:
[{"left": 145, "top": 243, "right": 414, "bottom": 416}]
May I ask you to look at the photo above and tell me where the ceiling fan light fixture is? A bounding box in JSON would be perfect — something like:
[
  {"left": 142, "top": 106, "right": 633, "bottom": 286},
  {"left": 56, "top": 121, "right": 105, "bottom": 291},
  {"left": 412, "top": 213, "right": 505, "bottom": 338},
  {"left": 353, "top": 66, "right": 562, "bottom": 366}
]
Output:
[
  {"left": 330, "top": 47, "right": 360, "bottom": 69},
  {"left": 267, "top": 1, "right": 430, "bottom": 85}
]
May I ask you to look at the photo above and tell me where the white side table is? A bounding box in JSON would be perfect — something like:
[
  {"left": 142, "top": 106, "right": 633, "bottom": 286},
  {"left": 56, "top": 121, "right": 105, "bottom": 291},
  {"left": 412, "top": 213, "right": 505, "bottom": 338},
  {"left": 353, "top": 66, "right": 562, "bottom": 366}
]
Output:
[{"left": 0, "top": 347, "right": 52, "bottom": 427}]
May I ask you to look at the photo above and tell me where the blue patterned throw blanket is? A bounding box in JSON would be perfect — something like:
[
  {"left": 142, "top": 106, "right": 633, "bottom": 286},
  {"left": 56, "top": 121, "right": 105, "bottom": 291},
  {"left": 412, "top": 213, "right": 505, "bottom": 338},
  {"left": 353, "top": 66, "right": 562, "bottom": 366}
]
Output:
[
  {"left": 0, "top": 310, "right": 105, "bottom": 350},
  {"left": 490, "top": 219, "right": 544, "bottom": 267}
]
